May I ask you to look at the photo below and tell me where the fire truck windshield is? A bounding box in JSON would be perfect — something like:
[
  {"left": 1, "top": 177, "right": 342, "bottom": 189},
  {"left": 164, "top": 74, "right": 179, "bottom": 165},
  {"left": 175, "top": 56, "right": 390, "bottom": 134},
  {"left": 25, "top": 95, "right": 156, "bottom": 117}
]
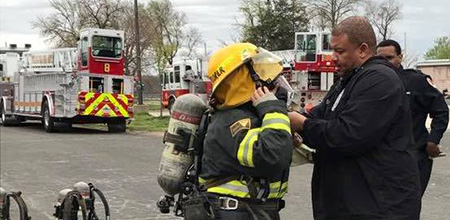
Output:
[
  {"left": 322, "top": 34, "right": 332, "bottom": 52},
  {"left": 92, "top": 36, "right": 122, "bottom": 58}
]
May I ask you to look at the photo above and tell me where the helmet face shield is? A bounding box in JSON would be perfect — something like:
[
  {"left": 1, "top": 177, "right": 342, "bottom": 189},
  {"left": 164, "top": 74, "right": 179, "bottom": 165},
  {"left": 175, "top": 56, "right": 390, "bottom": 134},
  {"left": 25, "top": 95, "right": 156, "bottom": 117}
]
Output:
[
  {"left": 274, "top": 75, "right": 294, "bottom": 94},
  {"left": 274, "top": 75, "right": 294, "bottom": 107},
  {"left": 251, "top": 48, "right": 283, "bottom": 82}
]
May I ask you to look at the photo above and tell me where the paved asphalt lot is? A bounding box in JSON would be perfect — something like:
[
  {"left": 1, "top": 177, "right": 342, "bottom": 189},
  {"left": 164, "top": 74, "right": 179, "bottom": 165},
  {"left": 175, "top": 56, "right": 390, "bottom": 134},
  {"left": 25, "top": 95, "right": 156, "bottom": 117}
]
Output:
[{"left": 1, "top": 122, "right": 449, "bottom": 219}]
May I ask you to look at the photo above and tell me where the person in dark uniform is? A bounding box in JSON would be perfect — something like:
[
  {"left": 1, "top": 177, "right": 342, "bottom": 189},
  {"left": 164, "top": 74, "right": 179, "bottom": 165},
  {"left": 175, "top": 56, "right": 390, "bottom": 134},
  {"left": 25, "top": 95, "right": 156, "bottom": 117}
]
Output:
[
  {"left": 200, "top": 43, "right": 293, "bottom": 220},
  {"left": 289, "top": 16, "right": 421, "bottom": 220},
  {"left": 377, "top": 39, "right": 449, "bottom": 196}
]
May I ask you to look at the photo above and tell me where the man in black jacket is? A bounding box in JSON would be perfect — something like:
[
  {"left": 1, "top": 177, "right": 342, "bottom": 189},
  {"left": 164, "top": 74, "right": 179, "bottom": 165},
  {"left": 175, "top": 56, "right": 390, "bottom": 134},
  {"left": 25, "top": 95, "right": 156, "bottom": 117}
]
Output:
[
  {"left": 377, "top": 39, "right": 449, "bottom": 196},
  {"left": 289, "top": 16, "right": 421, "bottom": 220}
]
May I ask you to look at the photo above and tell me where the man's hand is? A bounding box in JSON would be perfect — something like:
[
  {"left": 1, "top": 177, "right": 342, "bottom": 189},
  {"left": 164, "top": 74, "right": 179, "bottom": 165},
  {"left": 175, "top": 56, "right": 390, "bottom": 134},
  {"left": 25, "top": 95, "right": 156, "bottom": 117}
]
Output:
[
  {"left": 426, "top": 142, "right": 442, "bottom": 158},
  {"left": 251, "top": 86, "right": 277, "bottom": 106},
  {"left": 288, "top": 111, "right": 307, "bottom": 132},
  {"left": 292, "top": 132, "right": 303, "bottom": 147}
]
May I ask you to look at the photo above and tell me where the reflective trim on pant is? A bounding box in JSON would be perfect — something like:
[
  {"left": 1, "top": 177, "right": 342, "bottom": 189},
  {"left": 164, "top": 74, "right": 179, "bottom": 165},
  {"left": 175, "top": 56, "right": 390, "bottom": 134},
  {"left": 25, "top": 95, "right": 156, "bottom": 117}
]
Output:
[
  {"left": 207, "top": 180, "right": 251, "bottom": 198},
  {"left": 207, "top": 179, "right": 288, "bottom": 199},
  {"left": 268, "top": 181, "right": 288, "bottom": 199}
]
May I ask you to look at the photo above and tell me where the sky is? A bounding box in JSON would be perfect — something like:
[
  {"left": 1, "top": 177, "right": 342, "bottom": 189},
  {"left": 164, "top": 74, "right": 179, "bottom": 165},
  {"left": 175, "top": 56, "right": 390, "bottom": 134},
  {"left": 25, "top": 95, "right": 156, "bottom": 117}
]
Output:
[{"left": 1, "top": 0, "right": 449, "bottom": 60}]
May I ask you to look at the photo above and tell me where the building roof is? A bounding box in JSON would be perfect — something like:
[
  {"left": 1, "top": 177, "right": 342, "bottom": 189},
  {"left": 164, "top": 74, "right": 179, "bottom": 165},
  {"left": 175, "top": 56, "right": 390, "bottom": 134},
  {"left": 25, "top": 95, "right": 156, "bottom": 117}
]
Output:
[{"left": 417, "top": 59, "right": 450, "bottom": 67}]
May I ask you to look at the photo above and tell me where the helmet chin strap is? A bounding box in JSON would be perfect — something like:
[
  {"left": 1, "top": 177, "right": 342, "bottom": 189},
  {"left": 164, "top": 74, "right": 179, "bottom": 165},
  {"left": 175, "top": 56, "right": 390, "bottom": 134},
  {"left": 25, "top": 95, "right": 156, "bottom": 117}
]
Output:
[
  {"left": 245, "top": 61, "right": 278, "bottom": 90},
  {"left": 245, "top": 62, "right": 263, "bottom": 87}
]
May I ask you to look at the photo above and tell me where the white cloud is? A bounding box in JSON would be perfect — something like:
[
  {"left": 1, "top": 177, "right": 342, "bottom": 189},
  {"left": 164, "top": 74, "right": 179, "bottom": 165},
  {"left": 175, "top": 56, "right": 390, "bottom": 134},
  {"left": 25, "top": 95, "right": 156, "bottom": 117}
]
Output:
[
  {"left": 0, "top": 0, "right": 52, "bottom": 50},
  {"left": 376, "top": 0, "right": 450, "bottom": 58}
]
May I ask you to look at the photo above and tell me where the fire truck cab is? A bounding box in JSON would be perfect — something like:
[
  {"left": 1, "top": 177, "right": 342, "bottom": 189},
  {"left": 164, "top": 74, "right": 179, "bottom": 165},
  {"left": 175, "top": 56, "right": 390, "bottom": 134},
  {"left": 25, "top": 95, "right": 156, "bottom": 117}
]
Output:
[
  {"left": 161, "top": 58, "right": 211, "bottom": 110},
  {"left": 290, "top": 32, "right": 338, "bottom": 112}
]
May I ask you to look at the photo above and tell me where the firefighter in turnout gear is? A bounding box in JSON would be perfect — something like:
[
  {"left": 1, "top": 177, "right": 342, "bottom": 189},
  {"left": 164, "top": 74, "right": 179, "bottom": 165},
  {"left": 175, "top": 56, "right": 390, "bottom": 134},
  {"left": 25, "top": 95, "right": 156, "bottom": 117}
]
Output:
[{"left": 200, "top": 43, "right": 293, "bottom": 220}]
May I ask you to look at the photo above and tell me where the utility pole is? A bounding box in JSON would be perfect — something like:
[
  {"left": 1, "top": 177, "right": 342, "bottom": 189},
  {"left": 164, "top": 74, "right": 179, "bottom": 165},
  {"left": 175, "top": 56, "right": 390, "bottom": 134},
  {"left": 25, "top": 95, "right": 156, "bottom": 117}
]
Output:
[
  {"left": 134, "top": 0, "right": 143, "bottom": 105},
  {"left": 404, "top": 32, "right": 407, "bottom": 53}
]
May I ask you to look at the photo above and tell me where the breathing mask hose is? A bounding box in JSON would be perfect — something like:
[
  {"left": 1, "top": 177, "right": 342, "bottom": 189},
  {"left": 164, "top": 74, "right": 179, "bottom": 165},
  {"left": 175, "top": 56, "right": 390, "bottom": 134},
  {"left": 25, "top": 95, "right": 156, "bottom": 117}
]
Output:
[{"left": 88, "top": 183, "right": 110, "bottom": 220}]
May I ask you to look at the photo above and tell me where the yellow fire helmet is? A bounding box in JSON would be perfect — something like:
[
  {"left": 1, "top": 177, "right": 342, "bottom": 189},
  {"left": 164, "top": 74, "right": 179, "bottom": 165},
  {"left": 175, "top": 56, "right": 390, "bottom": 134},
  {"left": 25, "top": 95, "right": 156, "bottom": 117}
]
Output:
[{"left": 208, "top": 42, "right": 283, "bottom": 109}]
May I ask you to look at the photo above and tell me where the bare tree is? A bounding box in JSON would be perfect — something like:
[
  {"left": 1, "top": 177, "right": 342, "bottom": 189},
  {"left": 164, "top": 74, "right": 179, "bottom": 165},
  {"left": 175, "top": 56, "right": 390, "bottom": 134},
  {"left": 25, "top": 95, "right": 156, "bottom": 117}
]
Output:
[
  {"left": 308, "top": 0, "right": 362, "bottom": 30},
  {"left": 365, "top": 0, "right": 402, "bottom": 41},
  {"left": 33, "top": 0, "right": 153, "bottom": 76},
  {"left": 77, "top": 0, "right": 125, "bottom": 29},
  {"left": 146, "top": 0, "right": 186, "bottom": 73},
  {"left": 403, "top": 49, "right": 419, "bottom": 68},
  {"left": 34, "top": 0, "right": 129, "bottom": 47},
  {"left": 33, "top": 0, "right": 84, "bottom": 47},
  {"left": 183, "top": 27, "right": 203, "bottom": 58},
  {"left": 312, "top": 15, "right": 329, "bottom": 31},
  {"left": 119, "top": 3, "right": 153, "bottom": 76},
  {"left": 34, "top": 0, "right": 203, "bottom": 108},
  {"left": 144, "top": 0, "right": 204, "bottom": 116}
]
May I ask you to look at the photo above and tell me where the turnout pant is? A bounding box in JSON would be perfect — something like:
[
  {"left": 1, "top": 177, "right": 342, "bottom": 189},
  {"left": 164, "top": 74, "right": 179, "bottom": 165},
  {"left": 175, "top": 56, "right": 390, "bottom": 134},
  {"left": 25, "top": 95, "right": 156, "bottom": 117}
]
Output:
[{"left": 207, "top": 194, "right": 282, "bottom": 220}]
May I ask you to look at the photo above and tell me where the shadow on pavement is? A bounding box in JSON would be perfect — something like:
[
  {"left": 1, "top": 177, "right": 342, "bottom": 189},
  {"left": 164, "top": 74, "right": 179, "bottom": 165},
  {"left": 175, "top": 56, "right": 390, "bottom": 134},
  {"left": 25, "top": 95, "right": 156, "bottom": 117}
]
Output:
[{"left": 2, "top": 122, "right": 111, "bottom": 134}]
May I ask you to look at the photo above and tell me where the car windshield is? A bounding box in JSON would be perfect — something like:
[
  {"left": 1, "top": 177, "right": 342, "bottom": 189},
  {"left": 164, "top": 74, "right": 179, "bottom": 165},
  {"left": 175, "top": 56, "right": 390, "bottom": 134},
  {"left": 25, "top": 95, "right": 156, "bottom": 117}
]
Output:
[{"left": 92, "top": 36, "right": 122, "bottom": 58}]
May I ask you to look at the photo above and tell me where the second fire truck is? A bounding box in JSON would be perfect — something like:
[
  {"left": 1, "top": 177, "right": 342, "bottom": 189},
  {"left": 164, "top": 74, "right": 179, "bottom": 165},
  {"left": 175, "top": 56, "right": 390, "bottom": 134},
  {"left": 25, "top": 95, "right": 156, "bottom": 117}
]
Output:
[
  {"left": 161, "top": 58, "right": 211, "bottom": 110},
  {"left": 0, "top": 28, "right": 134, "bottom": 132}
]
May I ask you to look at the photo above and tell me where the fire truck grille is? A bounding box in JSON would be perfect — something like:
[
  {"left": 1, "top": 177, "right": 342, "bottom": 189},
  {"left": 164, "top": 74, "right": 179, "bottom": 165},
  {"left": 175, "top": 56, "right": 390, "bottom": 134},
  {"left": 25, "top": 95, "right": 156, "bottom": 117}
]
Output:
[{"left": 78, "top": 92, "right": 133, "bottom": 118}]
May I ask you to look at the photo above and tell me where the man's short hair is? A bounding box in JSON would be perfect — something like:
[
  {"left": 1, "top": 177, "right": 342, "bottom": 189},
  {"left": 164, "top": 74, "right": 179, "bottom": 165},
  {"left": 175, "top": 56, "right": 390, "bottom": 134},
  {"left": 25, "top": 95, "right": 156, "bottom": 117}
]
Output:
[
  {"left": 331, "top": 16, "right": 377, "bottom": 53},
  {"left": 377, "top": 39, "right": 402, "bottom": 55}
]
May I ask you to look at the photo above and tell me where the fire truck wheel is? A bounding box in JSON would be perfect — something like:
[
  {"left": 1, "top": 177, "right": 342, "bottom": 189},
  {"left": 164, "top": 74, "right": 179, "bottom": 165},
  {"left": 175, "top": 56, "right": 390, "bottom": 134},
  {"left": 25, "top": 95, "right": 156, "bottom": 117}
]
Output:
[
  {"left": 0, "top": 102, "right": 11, "bottom": 126},
  {"left": 42, "top": 101, "right": 55, "bottom": 133},
  {"left": 107, "top": 119, "right": 126, "bottom": 133}
]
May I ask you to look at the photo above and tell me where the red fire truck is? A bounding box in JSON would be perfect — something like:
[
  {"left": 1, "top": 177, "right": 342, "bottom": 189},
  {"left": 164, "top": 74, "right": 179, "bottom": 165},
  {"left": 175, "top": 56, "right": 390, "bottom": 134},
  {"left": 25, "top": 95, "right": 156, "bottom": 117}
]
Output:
[
  {"left": 161, "top": 58, "right": 211, "bottom": 110},
  {"left": 290, "top": 31, "right": 338, "bottom": 112},
  {"left": 0, "top": 28, "right": 134, "bottom": 132}
]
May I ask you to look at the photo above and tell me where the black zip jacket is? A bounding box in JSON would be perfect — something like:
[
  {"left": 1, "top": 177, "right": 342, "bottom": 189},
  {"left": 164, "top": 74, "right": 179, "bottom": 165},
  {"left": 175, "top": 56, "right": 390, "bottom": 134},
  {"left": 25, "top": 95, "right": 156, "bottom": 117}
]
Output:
[
  {"left": 303, "top": 56, "right": 421, "bottom": 220},
  {"left": 401, "top": 67, "right": 449, "bottom": 157}
]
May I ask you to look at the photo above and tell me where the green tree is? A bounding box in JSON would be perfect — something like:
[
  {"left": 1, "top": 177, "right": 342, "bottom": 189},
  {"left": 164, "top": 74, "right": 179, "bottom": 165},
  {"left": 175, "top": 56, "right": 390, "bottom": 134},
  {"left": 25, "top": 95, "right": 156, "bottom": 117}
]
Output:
[
  {"left": 425, "top": 37, "right": 450, "bottom": 60},
  {"left": 146, "top": 0, "right": 185, "bottom": 72},
  {"left": 238, "top": 0, "right": 309, "bottom": 51}
]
